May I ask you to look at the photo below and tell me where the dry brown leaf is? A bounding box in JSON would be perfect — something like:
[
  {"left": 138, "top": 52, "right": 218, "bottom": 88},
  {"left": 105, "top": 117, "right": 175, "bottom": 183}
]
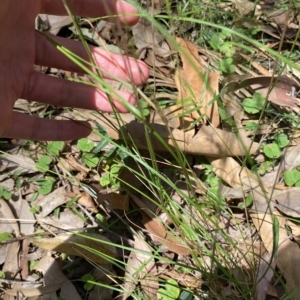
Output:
[
  {"left": 34, "top": 256, "right": 81, "bottom": 300},
  {"left": 27, "top": 232, "right": 117, "bottom": 264},
  {"left": 5, "top": 284, "right": 60, "bottom": 297},
  {"left": 3, "top": 241, "right": 20, "bottom": 276},
  {"left": 261, "top": 3, "right": 297, "bottom": 39},
  {"left": 0, "top": 199, "right": 20, "bottom": 236},
  {"left": 209, "top": 156, "right": 300, "bottom": 298},
  {"left": 36, "top": 186, "right": 69, "bottom": 218},
  {"left": 252, "top": 76, "right": 300, "bottom": 109},
  {"left": 233, "top": 0, "right": 255, "bottom": 15},
  {"left": 251, "top": 212, "right": 300, "bottom": 300},
  {"left": 157, "top": 266, "right": 203, "bottom": 289},
  {"left": 224, "top": 74, "right": 300, "bottom": 109},
  {"left": 132, "top": 18, "right": 174, "bottom": 68},
  {"left": 122, "top": 235, "right": 158, "bottom": 300},
  {"left": 142, "top": 212, "right": 189, "bottom": 256},
  {"left": 89, "top": 266, "right": 114, "bottom": 300},
  {"left": 97, "top": 192, "right": 129, "bottom": 211},
  {"left": 57, "top": 153, "right": 89, "bottom": 177},
  {"left": 0, "top": 178, "right": 14, "bottom": 191},
  {"left": 173, "top": 37, "right": 220, "bottom": 128},
  {"left": 39, "top": 208, "right": 85, "bottom": 230},
  {"left": 130, "top": 194, "right": 190, "bottom": 255},
  {"left": 18, "top": 200, "right": 35, "bottom": 235},
  {"left": 37, "top": 15, "right": 72, "bottom": 35},
  {"left": 78, "top": 191, "right": 98, "bottom": 213},
  {"left": 20, "top": 239, "right": 29, "bottom": 281},
  {"left": 0, "top": 152, "right": 38, "bottom": 175},
  {"left": 273, "top": 188, "right": 300, "bottom": 218},
  {"left": 74, "top": 109, "right": 258, "bottom": 157},
  {"left": 254, "top": 251, "right": 276, "bottom": 300}
]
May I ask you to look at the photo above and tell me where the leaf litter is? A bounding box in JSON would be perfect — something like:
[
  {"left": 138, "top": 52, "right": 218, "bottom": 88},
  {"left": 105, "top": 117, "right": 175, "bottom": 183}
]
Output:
[{"left": 1, "top": 1, "right": 300, "bottom": 299}]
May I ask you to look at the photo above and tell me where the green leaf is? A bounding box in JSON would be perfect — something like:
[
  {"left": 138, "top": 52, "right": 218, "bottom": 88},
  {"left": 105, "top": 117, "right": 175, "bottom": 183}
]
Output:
[
  {"left": 77, "top": 138, "right": 94, "bottom": 152},
  {"left": 82, "top": 274, "right": 95, "bottom": 291},
  {"left": 238, "top": 194, "right": 253, "bottom": 209},
  {"left": 93, "top": 138, "right": 109, "bottom": 154},
  {"left": 245, "top": 121, "right": 258, "bottom": 131},
  {"left": 139, "top": 100, "right": 150, "bottom": 117},
  {"left": 165, "top": 279, "right": 180, "bottom": 299},
  {"left": 274, "top": 133, "right": 289, "bottom": 148},
  {"left": 100, "top": 174, "right": 111, "bottom": 187},
  {"left": 110, "top": 164, "right": 122, "bottom": 174},
  {"left": 82, "top": 153, "right": 99, "bottom": 168},
  {"left": 30, "top": 205, "right": 41, "bottom": 214},
  {"left": 0, "top": 270, "right": 5, "bottom": 278},
  {"left": 142, "top": 108, "right": 150, "bottom": 116},
  {"left": 29, "top": 260, "right": 39, "bottom": 271},
  {"left": 38, "top": 177, "right": 55, "bottom": 195},
  {"left": 36, "top": 155, "right": 52, "bottom": 173},
  {"left": 257, "top": 160, "right": 273, "bottom": 175},
  {"left": 36, "top": 164, "right": 49, "bottom": 173},
  {"left": 220, "top": 42, "right": 235, "bottom": 57},
  {"left": 243, "top": 92, "right": 265, "bottom": 114},
  {"left": 263, "top": 143, "right": 281, "bottom": 159},
  {"left": 219, "top": 57, "right": 235, "bottom": 74},
  {"left": 209, "top": 34, "right": 224, "bottom": 50},
  {"left": 179, "top": 290, "right": 193, "bottom": 300},
  {"left": 158, "top": 289, "right": 173, "bottom": 300},
  {"left": 93, "top": 123, "right": 109, "bottom": 153},
  {"left": 47, "top": 141, "right": 64, "bottom": 156},
  {"left": 284, "top": 170, "right": 300, "bottom": 187},
  {"left": 0, "top": 232, "right": 13, "bottom": 242},
  {"left": 0, "top": 186, "right": 12, "bottom": 200},
  {"left": 39, "top": 155, "right": 52, "bottom": 165}
]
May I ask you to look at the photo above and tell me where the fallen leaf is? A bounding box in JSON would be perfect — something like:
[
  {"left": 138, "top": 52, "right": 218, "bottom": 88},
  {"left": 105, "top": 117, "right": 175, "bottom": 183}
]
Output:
[
  {"left": 78, "top": 191, "right": 98, "bottom": 213},
  {"left": 5, "top": 284, "right": 60, "bottom": 297},
  {"left": 251, "top": 212, "right": 300, "bottom": 300},
  {"left": 123, "top": 235, "right": 158, "bottom": 300},
  {"left": 39, "top": 208, "right": 85, "bottom": 230},
  {"left": 37, "top": 15, "right": 72, "bottom": 35},
  {"left": 132, "top": 18, "right": 174, "bottom": 68},
  {"left": 97, "top": 192, "right": 129, "bottom": 211},
  {"left": 233, "top": 0, "right": 255, "bottom": 15},
  {"left": 28, "top": 232, "right": 117, "bottom": 264},
  {"left": 36, "top": 186, "right": 69, "bottom": 218},
  {"left": 0, "top": 199, "right": 20, "bottom": 236},
  {"left": 75, "top": 109, "right": 258, "bottom": 157},
  {"left": 130, "top": 193, "right": 190, "bottom": 255},
  {"left": 3, "top": 241, "right": 20, "bottom": 276},
  {"left": 208, "top": 156, "right": 300, "bottom": 298},
  {"left": 224, "top": 74, "right": 300, "bottom": 109},
  {"left": 34, "top": 256, "right": 81, "bottom": 300},
  {"left": 274, "top": 188, "right": 300, "bottom": 218},
  {"left": 0, "top": 152, "right": 38, "bottom": 175},
  {"left": 173, "top": 37, "right": 220, "bottom": 128}
]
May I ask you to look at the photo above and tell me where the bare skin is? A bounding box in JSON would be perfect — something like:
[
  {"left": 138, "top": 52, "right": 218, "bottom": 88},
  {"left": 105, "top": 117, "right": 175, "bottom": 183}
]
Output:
[{"left": 0, "top": 0, "right": 149, "bottom": 141}]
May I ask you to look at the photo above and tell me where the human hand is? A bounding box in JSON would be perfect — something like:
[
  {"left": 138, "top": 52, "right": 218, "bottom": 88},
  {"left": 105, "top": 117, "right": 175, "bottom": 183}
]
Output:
[{"left": 0, "top": 0, "right": 149, "bottom": 141}]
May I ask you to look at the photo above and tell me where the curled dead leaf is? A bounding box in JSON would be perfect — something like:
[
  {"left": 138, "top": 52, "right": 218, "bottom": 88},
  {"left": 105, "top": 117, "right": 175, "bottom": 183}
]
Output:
[
  {"left": 173, "top": 37, "right": 220, "bottom": 128},
  {"left": 78, "top": 191, "right": 98, "bottom": 213},
  {"left": 27, "top": 232, "right": 117, "bottom": 264}
]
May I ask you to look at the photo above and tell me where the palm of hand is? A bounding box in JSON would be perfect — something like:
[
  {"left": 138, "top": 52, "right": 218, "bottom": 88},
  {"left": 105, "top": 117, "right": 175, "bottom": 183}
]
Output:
[{"left": 0, "top": 0, "right": 148, "bottom": 141}]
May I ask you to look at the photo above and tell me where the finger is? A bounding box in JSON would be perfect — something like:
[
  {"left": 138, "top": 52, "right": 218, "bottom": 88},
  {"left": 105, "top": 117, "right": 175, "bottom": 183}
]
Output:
[
  {"left": 40, "top": 0, "right": 139, "bottom": 26},
  {"left": 3, "top": 111, "right": 91, "bottom": 141},
  {"left": 35, "top": 32, "right": 149, "bottom": 86},
  {"left": 23, "top": 72, "right": 136, "bottom": 112}
]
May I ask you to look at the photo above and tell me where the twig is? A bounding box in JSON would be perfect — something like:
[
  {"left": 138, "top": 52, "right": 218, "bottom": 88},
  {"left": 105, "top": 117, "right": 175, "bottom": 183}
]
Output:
[{"left": 0, "top": 278, "right": 43, "bottom": 286}]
